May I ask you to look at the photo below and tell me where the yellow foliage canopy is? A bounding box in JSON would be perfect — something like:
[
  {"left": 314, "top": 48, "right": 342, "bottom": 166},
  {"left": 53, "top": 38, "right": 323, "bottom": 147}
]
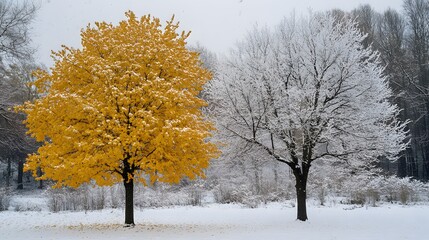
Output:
[{"left": 20, "top": 11, "right": 219, "bottom": 188}]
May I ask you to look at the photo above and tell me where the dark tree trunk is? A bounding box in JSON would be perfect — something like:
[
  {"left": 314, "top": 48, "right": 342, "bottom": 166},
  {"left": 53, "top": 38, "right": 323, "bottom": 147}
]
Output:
[
  {"left": 37, "top": 167, "right": 43, "bottom": 189},
  {"left": 293, "top": 163, "right": 310, "bottom": 221},
  {"left": 122, "top": 157, "right": 135, "bottom": 226},
  {"left": 6, "top": 158, "right": 12, "bottom": 187},
  {"left": 410, "top": 144, "right": 416, "bottom": 179},
  {"left": 424, "top": 146, "right": 429, "bottom": 181},
  {"left": 397, "top": 155, "right": 407, "bottom": 178},
  {"left": 274, "top": 164, "right": 278, "bottom": 190},
  {"left": 17, "top": 159, "right": 24, "bottom": 190},
  {"left": 124, "top": 179, "right": 134, "bottom": 226},
  {"left": 296, "top": 178, "right": 307, "bottom": 221},
  {"left": 6, "top": 158, "right": 11, "bottom": 187}
]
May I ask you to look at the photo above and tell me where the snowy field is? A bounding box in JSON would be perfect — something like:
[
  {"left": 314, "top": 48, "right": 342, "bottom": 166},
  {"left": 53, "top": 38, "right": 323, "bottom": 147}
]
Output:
[{"left": 1, "top": 200, "right": 428, "bottom": 240}]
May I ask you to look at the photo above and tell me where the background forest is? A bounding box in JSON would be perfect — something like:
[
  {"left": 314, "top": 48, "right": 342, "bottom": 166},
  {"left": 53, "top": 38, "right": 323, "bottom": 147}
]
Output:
[{"left": 2, "top": 0, "right": 429, "bottom": 213}]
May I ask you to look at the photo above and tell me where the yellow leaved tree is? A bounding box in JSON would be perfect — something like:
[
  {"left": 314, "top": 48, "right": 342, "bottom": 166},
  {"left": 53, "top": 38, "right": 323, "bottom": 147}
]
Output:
[{"left": 19, "top": 11, "right": 219, "bottom": 226}]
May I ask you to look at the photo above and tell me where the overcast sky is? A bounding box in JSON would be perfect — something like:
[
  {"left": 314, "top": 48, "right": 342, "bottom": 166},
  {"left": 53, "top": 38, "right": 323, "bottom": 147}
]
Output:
[{"left": 31, "top": 0, "right": 404, "bottom": 67}]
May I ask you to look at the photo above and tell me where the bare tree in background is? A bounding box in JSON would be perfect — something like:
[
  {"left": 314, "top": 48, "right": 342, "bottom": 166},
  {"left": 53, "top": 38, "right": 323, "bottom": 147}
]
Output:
[
  {"left": 351, "top": 4, "right": 380, "bottom": 49},
  {"left": 374, "top": 8, "right": 411, "bottom": 177},
  {"left": 0, "top": 0, "right": 39, "bottom": 189},
  {"left": 401, "top": 0, "right": 429, "bottom": 180},
  {"left": 0, "top": 0, "right": 37, "bottom": 62},
  {"left": 349, "top": 1, "right": 429, "bottom": 181}
]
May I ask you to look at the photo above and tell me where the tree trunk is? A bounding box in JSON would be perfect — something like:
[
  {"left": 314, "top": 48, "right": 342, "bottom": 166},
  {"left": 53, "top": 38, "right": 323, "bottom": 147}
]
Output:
[
  {"left": 397, "top": 155, "right": 407, "bottom": 178},
  {"left": 293, "top": 163, "right": 310, "bottom": 221},
  {"left": 17, "top": 159, "right": 24, "bottom": 190},
  {"left": 124, "top": 178, "right": 135, "bottom": 226},
  {"left": 37, "top": 167, "right": 43, "bottom": 189},
  {"left": 295, "top": 175, "right": 308, "bottom": 221},
  {"left": 424, "top": 146, "right": 429, "bottom": 181},
  {"left": 254, "top": 161, "right": 261, "bottom": 194},
  {"left": 38, "top": 179, "right": 43, "bottom": 189},
  {"left": 274, "top": 164, "right": 278, "bottom": 190},
  {"left": 6, "top": 158, "right": 11, "bottom": 188}
]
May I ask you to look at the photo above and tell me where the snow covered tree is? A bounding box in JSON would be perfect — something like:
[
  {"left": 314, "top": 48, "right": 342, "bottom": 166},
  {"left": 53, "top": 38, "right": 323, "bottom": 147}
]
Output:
[
  {"left": 18, "top": 11, "right": 219, "bottom": 226},
  {"left": 0, "top": 0, "right": 39, "bottom": 190},
  {"left": 0, "top": 0, "right": 37, "bottom": 62},
  {"left": 207, "top": 13, "right": 409, "bottom": 221}
]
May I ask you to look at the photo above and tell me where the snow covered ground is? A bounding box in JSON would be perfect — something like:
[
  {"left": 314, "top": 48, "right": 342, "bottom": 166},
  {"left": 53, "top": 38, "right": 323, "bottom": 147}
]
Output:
[{"left": 1, "top": 200, "right": 428, "bottom": 240}]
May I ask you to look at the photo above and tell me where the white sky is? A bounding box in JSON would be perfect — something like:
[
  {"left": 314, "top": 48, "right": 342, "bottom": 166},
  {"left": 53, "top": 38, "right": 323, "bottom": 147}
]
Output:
[{"left": 31, "top": 0, "right": 404, "bottom": 67}]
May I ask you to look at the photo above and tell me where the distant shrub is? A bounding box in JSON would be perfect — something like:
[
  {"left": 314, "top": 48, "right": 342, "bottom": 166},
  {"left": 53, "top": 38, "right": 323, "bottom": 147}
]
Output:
[
  {"left": 185, "top": 186, "right": 203, "bottom": 206},
  {"left": 384, "top": 176, "right": 427, "bottom": 204},
  {"left": 0, "top": 188, "right": 10, "bottom": 211},
  {"left": 47, "top": 184, "right": 110, "bottom": 212},
  {"left": 132, "top": 183, "right": 203, "bottom": 208},
  {"left": 213, "top": 183, "right": 251, "bottom": 204},
  {"left": 13, "top": 203, "right": 42, "bottom": 212},
  {"left": 337, "top": 175, "right": 428, "bottom": 206}
]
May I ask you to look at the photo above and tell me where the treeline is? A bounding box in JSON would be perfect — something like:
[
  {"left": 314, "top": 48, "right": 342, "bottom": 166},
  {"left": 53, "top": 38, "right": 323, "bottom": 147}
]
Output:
[
  {"left": 2, "top": 0, "right": 429, "bottom": 193},
  {"left": 337, "top": 0, "right": 429, "bottom": 181},
  {"left": 0, "top": 0, "right": 41, "bottom": 190}
]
